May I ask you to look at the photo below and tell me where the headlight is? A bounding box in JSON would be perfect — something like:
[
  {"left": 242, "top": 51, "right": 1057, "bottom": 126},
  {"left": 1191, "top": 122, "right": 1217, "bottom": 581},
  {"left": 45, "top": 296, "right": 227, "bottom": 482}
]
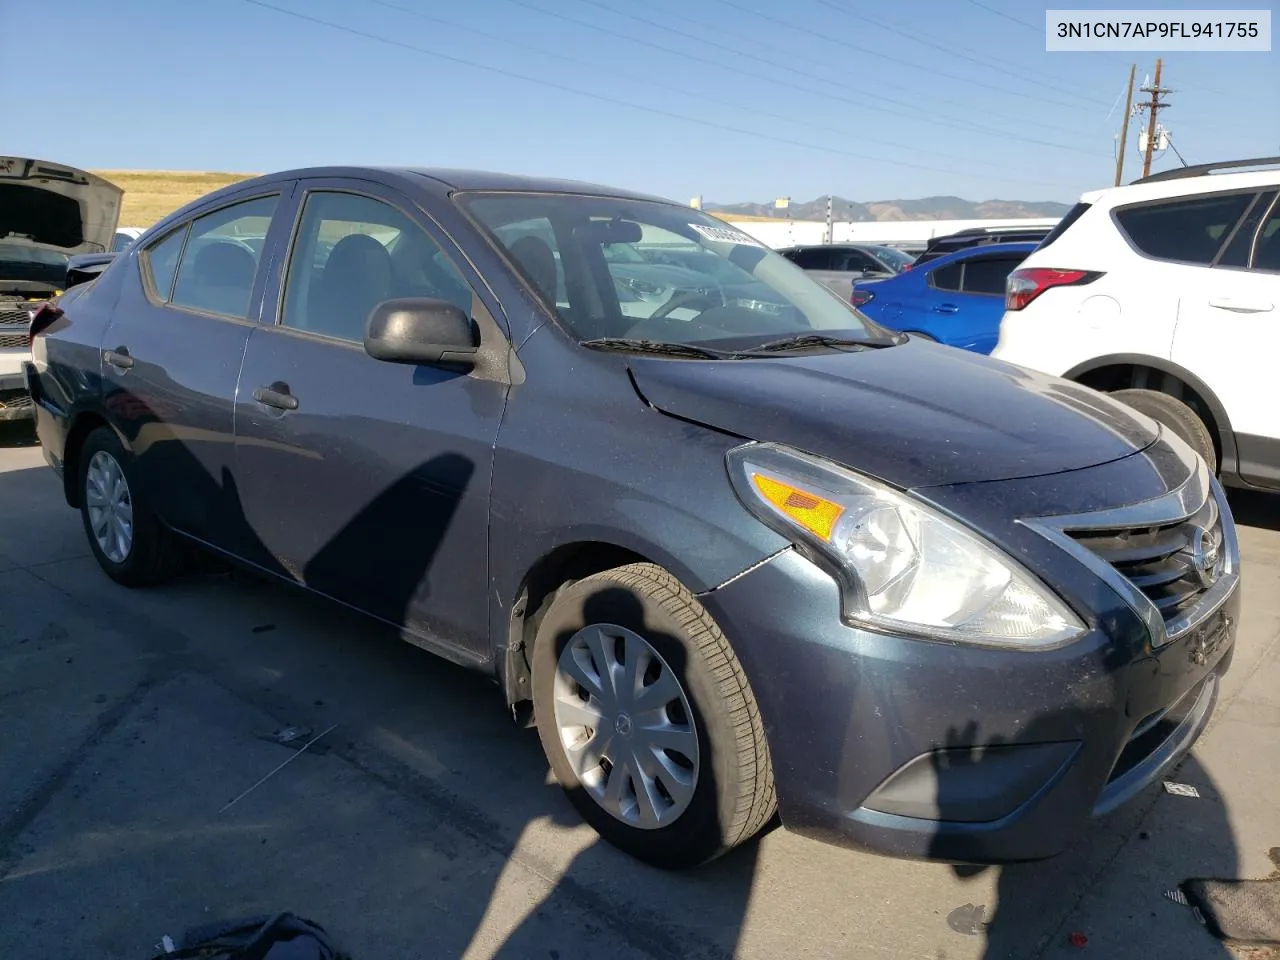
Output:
[{"left": 726, "top": 443, "right": 1085, "bottom": 648}]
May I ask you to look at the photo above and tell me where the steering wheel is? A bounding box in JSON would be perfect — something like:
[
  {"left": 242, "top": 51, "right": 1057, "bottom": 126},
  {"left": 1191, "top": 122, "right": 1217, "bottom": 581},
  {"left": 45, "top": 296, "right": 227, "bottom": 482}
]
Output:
[{"left": 649, "top": 291, "right": 721, "bottom": 321}]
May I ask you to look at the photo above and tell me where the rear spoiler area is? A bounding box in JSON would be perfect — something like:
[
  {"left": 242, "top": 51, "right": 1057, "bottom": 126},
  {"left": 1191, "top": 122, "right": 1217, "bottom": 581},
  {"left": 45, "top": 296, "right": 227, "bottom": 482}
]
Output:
[{"left": 65, "top": 252, "right": 117, "bottom": 289}]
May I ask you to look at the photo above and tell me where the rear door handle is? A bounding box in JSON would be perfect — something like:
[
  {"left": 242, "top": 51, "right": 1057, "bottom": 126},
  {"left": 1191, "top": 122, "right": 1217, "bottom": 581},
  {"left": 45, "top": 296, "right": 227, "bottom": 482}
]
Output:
[
  {"left": 933, "top": 303, "right": 959, "bottom": 314},
  {"left": 1208, "top": 298, "right": 1273, "bottom": 313},
  {"left": 104, "top": 346, "right": 134, "bottom": 370},
  {"left": 253, "top": 382, "right": 299, "bottom": 411}
]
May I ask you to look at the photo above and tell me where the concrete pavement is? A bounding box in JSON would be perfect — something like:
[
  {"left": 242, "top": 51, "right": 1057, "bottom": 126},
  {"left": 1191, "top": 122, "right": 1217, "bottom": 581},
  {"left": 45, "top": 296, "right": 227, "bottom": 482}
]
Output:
[{"left": 1, "top": 423, "right": 1277, "bottom": 959}]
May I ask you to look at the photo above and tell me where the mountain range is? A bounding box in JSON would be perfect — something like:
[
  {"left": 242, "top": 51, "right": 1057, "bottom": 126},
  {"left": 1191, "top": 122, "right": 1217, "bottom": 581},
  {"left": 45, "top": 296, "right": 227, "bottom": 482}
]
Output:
[{"left": 703, "top": 195, "right": 1073, "bottom": 222}]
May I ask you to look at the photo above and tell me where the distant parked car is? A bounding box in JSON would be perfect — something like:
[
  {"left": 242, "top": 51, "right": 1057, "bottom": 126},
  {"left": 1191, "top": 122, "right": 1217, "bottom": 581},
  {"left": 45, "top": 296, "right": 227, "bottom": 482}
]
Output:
[
  {"left": 913, "top": 225, "right": 1054, "bottom": 267},
  {"left": 851, "top": 242, "right": 1036, "bottom": 353},
  {"left": 995, "top": 155, "right": 1280, "bottom": 485},
  {"left": 0, "top": 156, "right": 122, "bottom": 422},
  {"left": 777, "top": 243, "right": 914, "bottom": 298},
  {"left": 110, "top": 227, "right": 145, "bottom": 252}
]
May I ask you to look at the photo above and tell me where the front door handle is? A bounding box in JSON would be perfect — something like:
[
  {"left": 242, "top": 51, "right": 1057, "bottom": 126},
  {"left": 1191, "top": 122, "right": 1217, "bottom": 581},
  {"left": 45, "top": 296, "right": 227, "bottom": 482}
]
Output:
[
  {"left": 104, "top": 346, "right": 134, "bottom": 370},
  {"left": 1208, "top": 298, "right": 1273, "bottom": 313},
  {"left": 253, "top": 382, "right": 299, "bottom": 411},
  {"left": 933, "top": 303, "right": 959, "bottom": 314}
]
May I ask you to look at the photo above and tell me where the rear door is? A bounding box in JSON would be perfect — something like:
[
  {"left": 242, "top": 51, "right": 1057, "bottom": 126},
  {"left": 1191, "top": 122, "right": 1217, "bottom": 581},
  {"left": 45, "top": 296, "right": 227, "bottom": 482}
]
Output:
[
  {"left": 231, "top": 178, "right": 507, "bottom": 660},
  {"left": 1172, "top": 190, "right": 1280, "bottom": 486},
  {"left": 100, "top": 185, "right": 295, "bottom": 547}
]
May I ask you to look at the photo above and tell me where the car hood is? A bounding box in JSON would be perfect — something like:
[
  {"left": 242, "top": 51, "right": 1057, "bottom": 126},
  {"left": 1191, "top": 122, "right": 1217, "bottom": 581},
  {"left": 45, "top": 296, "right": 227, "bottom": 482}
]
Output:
[
  {"left": 0, "top": 157, "right": 123, "bottom": 255},
  {"left": 627, "top": 340, "right": 1158, "bottom": 488}
]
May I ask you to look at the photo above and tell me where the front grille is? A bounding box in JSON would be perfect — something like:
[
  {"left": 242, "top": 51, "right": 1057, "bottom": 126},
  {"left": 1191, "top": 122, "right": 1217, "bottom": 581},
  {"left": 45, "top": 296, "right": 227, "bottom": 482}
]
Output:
[
  {"left": 0, "top": 306, "right": 39, "bottom": 326},
  {"left": 0, "top": 332, "right": 28, "bottom": 349},
  {"left": 1068, "top": 493, "right": 1224, "bottom": 627},
  {"left": 0, "top": 392, "right": 32, "bottom": 412}
]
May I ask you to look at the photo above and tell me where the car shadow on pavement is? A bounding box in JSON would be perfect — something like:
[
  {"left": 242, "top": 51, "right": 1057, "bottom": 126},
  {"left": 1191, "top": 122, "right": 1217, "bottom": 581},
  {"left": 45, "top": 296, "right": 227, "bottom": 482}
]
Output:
[
  {"left": 21, "top": 425, "right": 767, "bottom": 958},
  {"left": 931, "top": 722, "right": 1237, "bottom": 959}
]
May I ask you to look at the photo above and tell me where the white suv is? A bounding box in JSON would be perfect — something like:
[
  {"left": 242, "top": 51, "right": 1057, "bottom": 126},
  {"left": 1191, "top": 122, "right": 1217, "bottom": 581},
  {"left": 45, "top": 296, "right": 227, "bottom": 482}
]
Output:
[{"left": 993, "top": 157, "right": 1280, "bottom": 491}]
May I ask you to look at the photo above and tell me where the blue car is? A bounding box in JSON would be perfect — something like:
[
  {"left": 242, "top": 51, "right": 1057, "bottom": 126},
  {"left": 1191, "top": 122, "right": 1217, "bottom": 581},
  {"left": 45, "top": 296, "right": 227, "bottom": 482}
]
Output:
[{"left": 851, "top": 241, "right": 1037, "bottom": 354}]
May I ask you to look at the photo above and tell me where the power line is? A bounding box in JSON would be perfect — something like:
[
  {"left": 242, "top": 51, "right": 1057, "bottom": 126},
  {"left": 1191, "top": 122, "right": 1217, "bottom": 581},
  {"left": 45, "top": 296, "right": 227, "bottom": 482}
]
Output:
[
  {"left": 704, "top": 0, "right": 1102, "bottom": 115},
  {"left": 366, "top": 0, "right": 1008, "bottom": 169},
  {"left": 503, "top": 0, "right": 1109, "bottom": 157},
  {"left": 811, "top": 0, "right": 1113, "bottom": 108},
  {"left": 609, "top": 0, "right": 1107, "bottom": 136},
  {"left": 960, "top": 0, "right": 1238, "bottom": 101},
  {"left": 236, "top": 0, "right": 1073, "bottom": 188}
]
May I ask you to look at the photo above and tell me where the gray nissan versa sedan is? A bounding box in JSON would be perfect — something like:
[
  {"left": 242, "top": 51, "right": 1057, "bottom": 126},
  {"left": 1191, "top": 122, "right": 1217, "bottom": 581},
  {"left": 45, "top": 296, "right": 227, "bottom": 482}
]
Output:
[{"left": 25, "top": 167, "right": 1240, "bottom": 869}]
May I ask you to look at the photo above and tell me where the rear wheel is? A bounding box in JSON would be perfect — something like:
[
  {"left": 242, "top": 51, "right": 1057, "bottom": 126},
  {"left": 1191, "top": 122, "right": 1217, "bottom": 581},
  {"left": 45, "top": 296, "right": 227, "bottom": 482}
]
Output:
[
  {"left": 78, "top": 427, "right": 186, "bottom": 586},
  {"left": 1110, "top": 388, "right": 1217, "bottom": 473},
  {"left": 531, "top": 563, "right": 776, "bottom": 869}
]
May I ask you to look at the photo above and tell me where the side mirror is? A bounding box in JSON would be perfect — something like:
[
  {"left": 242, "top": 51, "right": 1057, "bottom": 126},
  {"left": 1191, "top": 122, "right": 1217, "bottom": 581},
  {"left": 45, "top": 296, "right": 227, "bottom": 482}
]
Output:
[{"left": 363, "top": 297, "right": 479, "bottom": 368}]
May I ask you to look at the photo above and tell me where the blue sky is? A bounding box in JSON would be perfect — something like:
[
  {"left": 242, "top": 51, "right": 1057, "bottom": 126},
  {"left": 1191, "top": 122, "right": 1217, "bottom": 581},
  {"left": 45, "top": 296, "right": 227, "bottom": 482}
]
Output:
[{"left": 8, "top": 0, "right": 1277, "bottom": 203}]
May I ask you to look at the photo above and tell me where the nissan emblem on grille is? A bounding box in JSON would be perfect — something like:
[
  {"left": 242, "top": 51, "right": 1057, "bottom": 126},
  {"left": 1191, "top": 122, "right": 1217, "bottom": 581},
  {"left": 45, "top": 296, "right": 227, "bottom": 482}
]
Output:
[{"left": 1187, "top": 526, "right": 1223, "bottom": 589}]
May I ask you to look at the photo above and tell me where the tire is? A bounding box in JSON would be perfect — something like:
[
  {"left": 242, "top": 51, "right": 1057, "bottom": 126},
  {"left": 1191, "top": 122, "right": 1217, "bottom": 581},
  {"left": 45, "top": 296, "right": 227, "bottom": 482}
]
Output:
[
  {"left": 531, "top": 562, "right": 776, "bottom": 869},
  {"left": 78, "top": 426, "right": 186, "bottom": 586},
  {"left": 1110, "top": 388, "right": 1218, "bottom": 474}
]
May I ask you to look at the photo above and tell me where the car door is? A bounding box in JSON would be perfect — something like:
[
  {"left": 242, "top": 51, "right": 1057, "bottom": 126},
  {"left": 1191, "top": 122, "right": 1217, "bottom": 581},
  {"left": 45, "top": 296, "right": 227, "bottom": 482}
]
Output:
[
  {"left": 100, "top": 186, "right": 294, "bottom": 546},
  {"left": 231, "top": 179, "right": 507, "bottom": 660},
  {"left": 947, "top": 251, "right": 1030, "bottom": 352},
  {"left": 1172, "top": 190, "right": 1280, "bottom": 487}
]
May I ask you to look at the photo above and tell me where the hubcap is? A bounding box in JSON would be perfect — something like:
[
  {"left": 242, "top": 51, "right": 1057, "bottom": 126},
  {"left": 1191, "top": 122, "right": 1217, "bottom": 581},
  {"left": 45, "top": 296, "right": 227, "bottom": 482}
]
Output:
[
  {"left": 553, "top": 623, "right": 699, "bottom": 830},
  {"left": 85, "top": 450, "right": 134, "bottom": 564}
]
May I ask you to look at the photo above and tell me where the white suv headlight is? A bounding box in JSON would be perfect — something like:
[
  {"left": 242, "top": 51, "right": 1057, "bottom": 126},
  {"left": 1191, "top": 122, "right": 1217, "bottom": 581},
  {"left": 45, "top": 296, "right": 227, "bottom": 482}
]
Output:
[{"left": 726, "top": 443, "right": 1085, "bottom": 649}]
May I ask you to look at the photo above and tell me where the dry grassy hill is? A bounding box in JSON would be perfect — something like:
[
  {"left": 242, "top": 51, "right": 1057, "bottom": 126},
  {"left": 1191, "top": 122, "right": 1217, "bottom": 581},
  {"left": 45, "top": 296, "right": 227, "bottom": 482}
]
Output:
[{"left": 92, "top": 171, "right": 256, "bottom": 227}]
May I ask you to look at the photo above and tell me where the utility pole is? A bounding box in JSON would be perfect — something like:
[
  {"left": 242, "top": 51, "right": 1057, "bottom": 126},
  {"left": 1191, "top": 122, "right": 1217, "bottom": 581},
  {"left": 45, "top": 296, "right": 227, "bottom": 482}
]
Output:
[
  {"left": 1114, "top": 64, "right": 1137, "bottom": 186},
  {"left": 1138, "top": 59, "right": 1171, "bottom": 179},
  {"left": 825, "top": 195, "right": 833, "bottom": 244}
]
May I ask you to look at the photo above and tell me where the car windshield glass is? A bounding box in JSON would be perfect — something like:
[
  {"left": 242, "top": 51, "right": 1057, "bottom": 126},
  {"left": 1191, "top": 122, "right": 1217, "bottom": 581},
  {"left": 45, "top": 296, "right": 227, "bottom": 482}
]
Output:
[
  {"left": 0, "top": 242, "right": 70, "bottom": 267},
  {"left": 459, "top": 193, "right": 895, "bottom": 349},
  {"left": 869, "top": 246, "right": 914, "bottom": 271}
]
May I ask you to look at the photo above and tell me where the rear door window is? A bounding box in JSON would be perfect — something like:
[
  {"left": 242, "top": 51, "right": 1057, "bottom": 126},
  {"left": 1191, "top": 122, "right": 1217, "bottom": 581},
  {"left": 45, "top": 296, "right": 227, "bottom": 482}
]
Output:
[
  {"left": 1114, "top": 192, "right": 1255, "bottom": 265},
  {"left": 169, "top": 195, "right": 279, "bottom": 318},
  {"left": 960, "top": 255, "right": 1027, "bottom": 295},
  {"left": 141, "top": 226, "right": 187, "bottom": 301},
  {"left": 929, "top": 261, "right": 963, "bottom": 292},
  {"left": 787, "top": 247, "right": 835, "bottom": 270}
]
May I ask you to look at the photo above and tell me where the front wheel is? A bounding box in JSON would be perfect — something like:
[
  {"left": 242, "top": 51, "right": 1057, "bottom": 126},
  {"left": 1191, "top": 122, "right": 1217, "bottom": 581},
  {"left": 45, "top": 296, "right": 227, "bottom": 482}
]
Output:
[
  {"left": 531, "top": 563, "right": 776, "bottom": 869},
  {"left": 78, "top": 426, "right": 186, "bottom": 586},
  {"left": 1110, "top": 388, "right": 1218, "bottom": 474}
]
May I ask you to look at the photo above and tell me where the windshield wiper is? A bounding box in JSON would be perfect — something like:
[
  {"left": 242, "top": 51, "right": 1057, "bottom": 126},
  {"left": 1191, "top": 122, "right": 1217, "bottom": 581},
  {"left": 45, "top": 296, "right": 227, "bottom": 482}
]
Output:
[
  {"left": 579, "top": 337, "right": 736, "bottom": 359},
  {"left": 738, "top": 333, "right": 891, "bottom": 355}
]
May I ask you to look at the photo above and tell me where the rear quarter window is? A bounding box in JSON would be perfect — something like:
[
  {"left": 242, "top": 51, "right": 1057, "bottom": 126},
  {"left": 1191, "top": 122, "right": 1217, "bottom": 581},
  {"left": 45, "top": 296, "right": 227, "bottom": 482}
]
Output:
[{"left": 1113, "top": 192, "right": 1256, "bottom": 265}]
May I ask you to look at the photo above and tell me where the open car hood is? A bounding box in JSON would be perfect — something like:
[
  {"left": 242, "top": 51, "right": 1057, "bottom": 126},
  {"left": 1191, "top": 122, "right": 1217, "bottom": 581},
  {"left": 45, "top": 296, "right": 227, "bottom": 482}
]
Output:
[
  {"left": 0, "top": 157, "right": 123, "bottom": 255},
  {"left": 627, "top": 340, "right": 1159, "bottom": 490}
]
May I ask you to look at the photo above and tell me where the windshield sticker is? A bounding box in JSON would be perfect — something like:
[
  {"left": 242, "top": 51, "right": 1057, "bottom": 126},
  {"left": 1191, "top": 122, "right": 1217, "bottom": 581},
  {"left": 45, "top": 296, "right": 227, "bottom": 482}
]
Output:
[{"left": 689, "top": 223, "right": 761, "bottom": 247}]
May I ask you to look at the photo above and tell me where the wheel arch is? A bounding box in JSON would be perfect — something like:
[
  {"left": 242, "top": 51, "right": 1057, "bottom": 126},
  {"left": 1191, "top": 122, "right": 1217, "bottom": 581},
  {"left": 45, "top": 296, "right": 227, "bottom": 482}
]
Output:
[
  {"left": 1062, "top": 354, "right": 1238, "bottom": 475},
  {"left": 61, "top": 409, "right": 118, "bottom": 508},
  {"left": 498, "top": 539, "right": 662, "bottom": 707}
]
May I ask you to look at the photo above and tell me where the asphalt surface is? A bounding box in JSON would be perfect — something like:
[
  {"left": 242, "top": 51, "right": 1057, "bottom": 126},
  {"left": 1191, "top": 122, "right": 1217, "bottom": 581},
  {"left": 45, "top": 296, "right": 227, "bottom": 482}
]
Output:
[{"left": 1, "top": 419, "right": 1278, "bottom": 960}]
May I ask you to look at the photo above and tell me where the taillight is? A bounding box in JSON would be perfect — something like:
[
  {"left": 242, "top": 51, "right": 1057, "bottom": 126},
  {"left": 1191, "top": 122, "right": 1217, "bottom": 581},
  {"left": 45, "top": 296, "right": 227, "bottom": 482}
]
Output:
[
  {"left": 1005, "top": 268, "right": 1101, "bottom": 311},
  {"left": 850, "top": 290, "right": 875, "bottom": 307}
]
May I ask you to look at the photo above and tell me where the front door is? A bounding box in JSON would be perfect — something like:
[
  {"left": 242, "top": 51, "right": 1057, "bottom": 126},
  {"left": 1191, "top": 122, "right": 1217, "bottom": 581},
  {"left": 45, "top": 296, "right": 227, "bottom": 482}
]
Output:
[
  {"left": 231, "top": 181, "right": 507, "bottom": 660},
  {"left": 1173, "top": 191, "right": 1280, "bottom": 487},
  {"left": 99, "top": 188, "right": 292, "bottom": 546}
]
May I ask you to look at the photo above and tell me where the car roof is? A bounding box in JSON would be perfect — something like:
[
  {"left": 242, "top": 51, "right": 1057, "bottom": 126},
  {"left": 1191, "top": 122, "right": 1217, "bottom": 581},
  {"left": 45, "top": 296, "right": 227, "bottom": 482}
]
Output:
[
  {"left": 141, "top": 166, "right": 682, "bottom": 240},
  {"left": 1080, "top": 168, "right": 1280, "bottom": 208},
  {"left": 916, "top": 240, "right": 1040, "bottom": 268}
]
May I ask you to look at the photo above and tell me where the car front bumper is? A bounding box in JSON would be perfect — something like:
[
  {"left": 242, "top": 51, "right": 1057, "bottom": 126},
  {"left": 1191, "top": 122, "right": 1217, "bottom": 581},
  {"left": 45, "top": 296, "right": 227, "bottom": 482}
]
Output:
[{"left": 700, "top": 545, "right": 1238, "bottom": 864}]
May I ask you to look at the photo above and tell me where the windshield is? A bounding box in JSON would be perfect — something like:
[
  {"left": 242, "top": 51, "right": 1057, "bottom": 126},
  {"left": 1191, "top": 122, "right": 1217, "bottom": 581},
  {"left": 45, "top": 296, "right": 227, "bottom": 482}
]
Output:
[
  {"left": 868, "top": 245, "right": 915, "bottom": 271},
  {"left": 459, "top": 193, "right": 894, "bottom": 349},
  {"left": 0, "top": 241, "right": 69, "bottom": 287}
]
